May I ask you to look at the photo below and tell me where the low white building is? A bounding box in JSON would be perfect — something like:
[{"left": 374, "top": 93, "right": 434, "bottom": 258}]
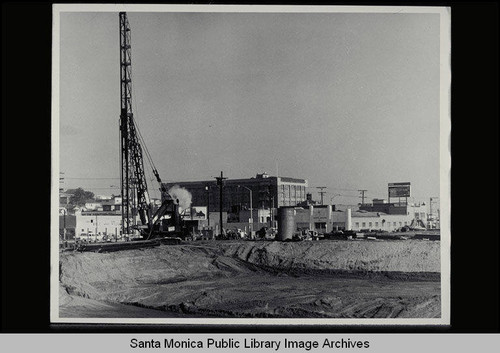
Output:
[
  {"left": 83, "top": 202, "right": 102, "bottom": 211},
  {"left": 76, "top": 212, "right": 123, "bottom": 236},
  {"left": 293, "top": 205, "right": 421, "bottom": 233},
  {"left": 350, "top": 210, "right": 415, "bottom": 232}
]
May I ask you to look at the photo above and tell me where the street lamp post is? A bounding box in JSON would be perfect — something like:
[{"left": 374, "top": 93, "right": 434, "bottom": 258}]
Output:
[
  {"left": 238, "top": 185, "right": 253, "bottom": 236},
  {"left": 205, "top": 185, "right": 210, "bottom": 227},
  {"left": 412, "top": 197, "right": 417, "bottom": 227}
]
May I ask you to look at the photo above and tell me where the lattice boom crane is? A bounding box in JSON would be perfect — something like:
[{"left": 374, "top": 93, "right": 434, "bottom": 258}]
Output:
[{"left": 119, "top": 12, "right": 183, "bottom": 239}]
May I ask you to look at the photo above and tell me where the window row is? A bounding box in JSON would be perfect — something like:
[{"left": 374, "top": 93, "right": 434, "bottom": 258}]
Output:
[{"left": 354, "top": 221, "right": 409, "bottom": 228}]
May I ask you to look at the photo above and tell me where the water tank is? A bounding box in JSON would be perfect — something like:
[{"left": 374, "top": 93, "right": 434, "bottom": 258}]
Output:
[
  {"left": 345, "top": 208, "right": 352, "bottom": 231},
  {"left": 277, "top": 207, "right": 296, "bottom": 241}
]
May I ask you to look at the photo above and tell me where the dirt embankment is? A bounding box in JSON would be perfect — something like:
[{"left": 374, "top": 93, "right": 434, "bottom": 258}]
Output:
[
  {"left": 223, "top": 240, "right": 440, "bottom": 274},
  {"left": 59, "top": 240, "right": 441, "bottom": 319}
]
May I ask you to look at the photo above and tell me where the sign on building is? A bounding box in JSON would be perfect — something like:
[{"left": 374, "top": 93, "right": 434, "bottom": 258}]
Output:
[{"left": 388, "top": 182, "right": 411, "bottom": 197}]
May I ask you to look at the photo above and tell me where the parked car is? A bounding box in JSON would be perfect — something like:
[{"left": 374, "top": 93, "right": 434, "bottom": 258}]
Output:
[
  {"left": 257, "top": 227, "right": 268, "bottom": 239},
  {"left": 76, "top": 232, "right": 85, "bottom": 243}
]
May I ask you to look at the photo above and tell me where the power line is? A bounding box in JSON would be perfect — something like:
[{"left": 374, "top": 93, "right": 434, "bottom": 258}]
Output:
[
  {"left": 70, "top": 187, "right": 121, "bottom": 190},
  {"left": 64, "top": 177, "right": 120, "bottom": 180},
  {"left": 336, "top": 194, "right": 363, "bottom": 199},
  {"left": 308, "top": 184, "right": 361, "bottom": 192},
  {"left": 62, "top": 176, "right": 184, "bottom": 183},
  {"left": 328, "top": 187, "right": 362, "bottom": 192}
]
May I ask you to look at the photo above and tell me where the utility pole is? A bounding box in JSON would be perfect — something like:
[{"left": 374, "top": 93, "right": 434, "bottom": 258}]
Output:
[
  {"left": 316, "top": 187, "right": 327, "bottom": 205},
  {"left": 429, "top": 197, "right": 433, "bottom": 223},
  {"left": 215, "top": 171, "right": 227, "bottom": 237},
  {"left": 238, "top": 185, "right": 253, "bottom": 235},
  {"left": 358, "top": 189, "right": 367, "bottom": 205},
  {"left": 270, "top": 196, "right": 274, "bottom": 228},
  {"left": 63, "top": 208, "right": 67, "bottom": 248}
]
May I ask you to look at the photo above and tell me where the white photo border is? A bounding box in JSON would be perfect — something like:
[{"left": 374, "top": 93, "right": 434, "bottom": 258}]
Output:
[{"left": 51, "top": 3, "right": 451, "bottom": 325}]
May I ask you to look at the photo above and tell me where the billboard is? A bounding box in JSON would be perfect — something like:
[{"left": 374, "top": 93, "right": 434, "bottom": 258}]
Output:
[
  {"left": 180, "top": 206, "right": 207, "bottom": 221},
  {"left": 388, "top": 182, "right": 411, "bottom": 198}
]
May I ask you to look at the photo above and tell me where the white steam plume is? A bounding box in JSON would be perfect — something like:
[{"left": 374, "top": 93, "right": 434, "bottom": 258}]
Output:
[{"left": 168, "top": 185, "right": 192, "bottom": 211}]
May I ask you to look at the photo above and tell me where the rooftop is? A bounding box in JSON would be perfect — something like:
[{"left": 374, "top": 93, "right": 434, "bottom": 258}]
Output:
[{"left": 351, "top": 210, "right": 388, "bottom": 218}]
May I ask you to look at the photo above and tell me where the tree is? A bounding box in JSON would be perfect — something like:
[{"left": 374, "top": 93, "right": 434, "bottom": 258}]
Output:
[{"left": 67, "top": 187, "right": 95, "bottom": 206}]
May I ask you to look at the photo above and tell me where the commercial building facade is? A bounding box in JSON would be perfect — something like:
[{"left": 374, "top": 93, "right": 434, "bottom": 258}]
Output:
[
  {"left": 293, "top": 205, "right": 421, "bottom": 234},
  {"left": 359, "top": 199, "right": 428, "bottom": 228},
  {"left": 350, "top": 211, "right": 416, "bottom": 232},
  {"left": 75, "top": 211, "right": 123, "bottom": 237},
  {"left": 163, "top": 173, "right": 308, "bottom": 214}
]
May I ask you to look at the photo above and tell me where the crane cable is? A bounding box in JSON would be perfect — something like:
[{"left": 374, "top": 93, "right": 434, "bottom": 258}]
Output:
[
  {"left": 131, "top": 103, "right": 163, "bottom": 201},
  {"left": 126, "top": 30, "right": 162, "bottom": 194}
]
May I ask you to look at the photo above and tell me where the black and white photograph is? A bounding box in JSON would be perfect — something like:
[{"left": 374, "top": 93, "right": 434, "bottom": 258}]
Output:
[{"left": 51, "top": 4, "right": 451, "bottom": 325}]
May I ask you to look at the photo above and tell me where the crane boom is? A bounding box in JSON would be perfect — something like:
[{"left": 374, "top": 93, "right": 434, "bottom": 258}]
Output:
[
  {"left": 118, "top": 12, "right": 185, "bottom": 240},
  {"left": 119, "top": 12, "right": 151, "bottom": 235}
]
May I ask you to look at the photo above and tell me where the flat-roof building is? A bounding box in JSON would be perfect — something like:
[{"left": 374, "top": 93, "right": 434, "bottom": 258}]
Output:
[
  {"left": 294, "top": 206, "right": 421, "bottom": 233},
  {"left": 164, "top": 173, "right": 308, "bottom": 213}
]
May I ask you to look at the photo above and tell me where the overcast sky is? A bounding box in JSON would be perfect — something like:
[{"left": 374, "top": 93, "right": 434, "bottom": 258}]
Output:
[{"left": 58, "top": 10, "right": 441, "bottom": 205}]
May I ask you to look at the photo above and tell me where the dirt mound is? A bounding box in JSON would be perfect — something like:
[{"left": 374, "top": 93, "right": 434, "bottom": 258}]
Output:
[
  {"left": 222, "top": 240, "right": 440, "bottom": 273},
  {"left": 59, "top": 240, "right": 441, "bottom": 318},
  {"left": 59, "top": 286, "right": 183, "bottom": 318},
  {"left": 61, "top": 244, "right": 238, "bottom": 301}
]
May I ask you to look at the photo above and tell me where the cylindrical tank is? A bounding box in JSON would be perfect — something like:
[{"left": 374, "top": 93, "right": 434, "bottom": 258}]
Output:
[
  {"left": 277, "top": 207, "right": 296, "bottom": 241},
  {"left": 326, "top": 205, "right": 332, "bottom": 233},
  {"left": 345, "top": 208, "right": 352, "bottom": 231},
  {"left": 309, "top": 205, "right": 314, "bottom": 230}
]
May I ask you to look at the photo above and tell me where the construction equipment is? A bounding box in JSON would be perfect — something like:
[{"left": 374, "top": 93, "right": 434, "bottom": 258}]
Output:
[{"left": 119, "top": 12, "right": 185, "bottom": 240}]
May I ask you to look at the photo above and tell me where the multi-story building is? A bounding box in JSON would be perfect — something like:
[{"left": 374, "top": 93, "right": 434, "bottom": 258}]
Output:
[{"left": 163, "top": 173, "right": 308, "bottom": 213}]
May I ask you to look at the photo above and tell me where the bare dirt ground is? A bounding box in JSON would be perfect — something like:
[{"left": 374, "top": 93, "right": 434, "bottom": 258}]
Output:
[{"left": 59, "top": 239, "right": 440, "bottom": 319}]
